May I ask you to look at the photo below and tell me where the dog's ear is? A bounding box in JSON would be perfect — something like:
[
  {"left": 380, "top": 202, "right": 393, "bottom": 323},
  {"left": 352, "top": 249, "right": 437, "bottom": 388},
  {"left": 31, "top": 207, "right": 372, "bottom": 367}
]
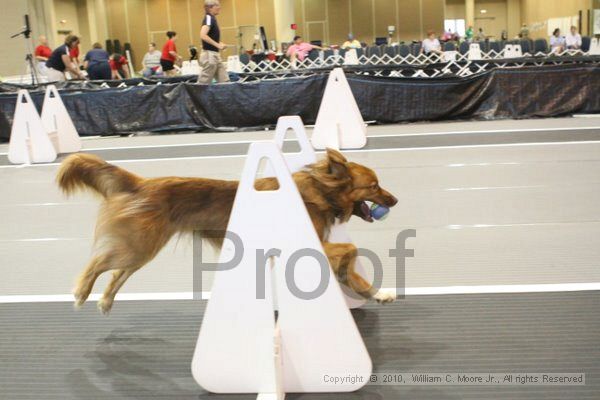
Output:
[{"left": 326, "top": 148, "right": 348, "bottom": 176}]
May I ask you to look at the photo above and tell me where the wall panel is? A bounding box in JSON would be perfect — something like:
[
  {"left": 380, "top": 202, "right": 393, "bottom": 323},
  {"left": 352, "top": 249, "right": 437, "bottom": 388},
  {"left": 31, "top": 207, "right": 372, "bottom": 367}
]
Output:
[
  {"left": 126, "top": 0, "right": 148, "bottom": 68},
  {"left": 304, "top": 0, "right": 323, "bottom": 22},
  {"left": 397, "top": 0, "right": 422, "bottom": 42},
  {"left": 170, "top": 0, "right": 193, "bottom": 52},
  {"left": 328, "top": 0, "right": 350, "bottom": 45},
  {"left": 521, "top": 0, "right": 592, "bottom": 38},
  {"left": 421, "top": 0, "right": 444, "bottom": 34},
  {"left": 217, "top": 0, "right": 236, "bottom": 26},
  {"left": 258, "top": 0, "right": 277, "bottom": 43},
  {"left": 374, "top": 0, "right": 397, "bottom": 38},
  {"left": 146, "top": 0, "right": 169, "bottom": 32},
  {"left": 234, "top": 0, "right": 258, "bottom": 26},
  {"left": 351, "top": 0, "right": 374, "bottom": 43}
]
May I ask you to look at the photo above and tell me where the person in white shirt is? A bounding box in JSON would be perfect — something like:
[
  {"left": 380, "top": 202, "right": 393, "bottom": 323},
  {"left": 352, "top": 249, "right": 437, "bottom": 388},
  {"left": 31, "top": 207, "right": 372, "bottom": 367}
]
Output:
[
  {"left": 549, "top": 28, "right": 566, "bottom": 53},
  {"left": 421, "top": 30, "right": 442, "bottom": 56},
  {"left": 565, "top": 25, "right": 582, "bottom": 50}
]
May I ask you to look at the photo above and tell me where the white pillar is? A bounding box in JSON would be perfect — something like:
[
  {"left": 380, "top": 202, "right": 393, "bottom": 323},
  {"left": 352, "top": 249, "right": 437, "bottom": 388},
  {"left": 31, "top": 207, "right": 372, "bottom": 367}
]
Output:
[
  {"left": 273, "top": 0, "right": 295, "bottom": 51},
  {"left": 465, "top": 0, "right": 475, "bottom": 29}
]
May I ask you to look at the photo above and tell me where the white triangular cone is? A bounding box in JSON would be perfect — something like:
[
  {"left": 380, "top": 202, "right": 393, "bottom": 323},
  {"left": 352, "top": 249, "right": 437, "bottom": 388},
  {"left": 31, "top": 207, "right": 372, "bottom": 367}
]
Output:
[
  {"left": 270, "top": 115, "right": 367, "bottom": 310},
  {"left": 344, "top": 48, "right": 359, "bottom": 65},
  {"left": 8, "top": 90, "right": 57, "bottom": 164},
  {"left": 468, "top": 43, "right": 482, "bottom": 60},
  {"left": 312, "top": 68, "right": 367, "bottom": 150},
  {"left": 41, "top": 85, "right": 81, "bottom": 154},
  {"left": 192, "top": 142, "right": 371, "bottom": 396}
]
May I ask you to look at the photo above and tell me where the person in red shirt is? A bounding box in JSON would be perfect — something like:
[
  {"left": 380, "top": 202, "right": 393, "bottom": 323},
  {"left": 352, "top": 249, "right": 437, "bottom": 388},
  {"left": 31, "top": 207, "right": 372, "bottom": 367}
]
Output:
[
  {"left": 109, "top": 53, "right": 131, "bottom": 80},
  {"left": 160, "top": 31, "right": 182, "bottom": 77},
  {"left": 34, "top": 35, "right": 52, "bottom": 73},
  {"left": 69, "top": 44, "right": 81, "bottom": 70}
]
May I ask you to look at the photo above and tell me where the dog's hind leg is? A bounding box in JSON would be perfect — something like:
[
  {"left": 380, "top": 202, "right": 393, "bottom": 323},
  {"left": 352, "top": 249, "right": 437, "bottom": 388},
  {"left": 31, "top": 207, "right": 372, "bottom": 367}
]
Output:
[
  {"left": 97, "top": 269, "right": 138, "bottom": 315},
  {"left": 323, "top": 242, "right": 395, "bottom": 304},
  {"left": 73, "top": 254, "right": 112, "bottom": 308}
]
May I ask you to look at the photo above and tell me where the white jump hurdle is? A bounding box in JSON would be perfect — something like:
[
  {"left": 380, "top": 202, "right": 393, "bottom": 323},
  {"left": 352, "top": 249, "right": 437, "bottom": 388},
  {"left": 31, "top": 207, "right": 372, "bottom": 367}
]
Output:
[
  {"left": 468, "top": 43, "right": 482, "bottom": 60},
  {"left": 8, "top": 90, "right": 57, "bottom": 164},
  {"left": 41, "top": 85, "right": 82, "bottom": 154},
  {"left": 192, "top": 140, "right": 372, "bottom": 400},
  {"left": 270, "top": 115, "right": 369, "bottom": 309},
  {"left": 311, "top": 68, "right": 367, "bottom": 150},
  {"left": 8, "top": 85, "right": 81, "bottom": 165}
]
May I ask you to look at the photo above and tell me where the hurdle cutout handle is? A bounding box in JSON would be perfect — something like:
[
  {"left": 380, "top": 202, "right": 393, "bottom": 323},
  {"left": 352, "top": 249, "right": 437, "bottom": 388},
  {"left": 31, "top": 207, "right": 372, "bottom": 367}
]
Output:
[
  {"left": 238, "top": 142, "right": 296, "bottom": 197},
  {"left": 267, "top": 116, "right": 317, "bottom": 175}
]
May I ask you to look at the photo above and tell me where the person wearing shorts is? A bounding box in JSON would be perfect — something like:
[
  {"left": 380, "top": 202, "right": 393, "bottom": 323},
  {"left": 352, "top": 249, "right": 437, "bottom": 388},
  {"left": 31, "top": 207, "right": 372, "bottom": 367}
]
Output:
[{"left": 160, "top": 31, "right": 182, "bottom": 77}]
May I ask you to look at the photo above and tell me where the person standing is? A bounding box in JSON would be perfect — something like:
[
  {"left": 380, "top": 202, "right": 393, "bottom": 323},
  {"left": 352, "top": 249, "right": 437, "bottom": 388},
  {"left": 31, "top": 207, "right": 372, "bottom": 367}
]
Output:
[
  {"left": 83, "top": 43, "right": 111, "bottom": 80},
  {"left": 197, "top": 0, "right": 230, "bottom": 84},
  {"left": 34, "top": 35, "right": 52, "bottom": 73},
  {"left": 465, "top": 26, "right": 474, "bottom": 42},
  {"left": 46, "top": 35, "right": 85, "bottom": 82},
  {"left": 160, "top": 31, "right": 182, "bottom": 77}
]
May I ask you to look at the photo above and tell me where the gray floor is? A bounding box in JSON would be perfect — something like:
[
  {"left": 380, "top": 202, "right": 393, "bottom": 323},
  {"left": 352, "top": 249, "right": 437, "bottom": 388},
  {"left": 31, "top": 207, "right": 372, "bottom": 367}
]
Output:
[
  {"left": 1, "top": 291, "right": 598, "bottom": 399},
  {"left": 1, "top": 117, "right": 600, "bottom": 296},
  {"left": 1, "top": 117, "right": 600, "bottom": 399}
]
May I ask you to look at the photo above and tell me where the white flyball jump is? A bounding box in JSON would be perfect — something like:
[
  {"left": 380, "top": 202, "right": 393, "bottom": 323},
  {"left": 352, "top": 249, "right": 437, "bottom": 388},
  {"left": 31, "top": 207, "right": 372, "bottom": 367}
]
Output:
[
  {"left": 8, "top": 90, "right": 57, "bottom": 164},
  {"left": 271, "top": 115, "right": 368, "bottom": 310},
  {"left": 41, "top": 85, "right": 82, "bottom": 154},
  {"left": 8, "top": 85, "right": 81, "bottom": 165},
  {"left": 192, "top": 123, "right": 372, "bottom": 400},
  {"left": 311, "top": 68, "right": 367, "bottom": 150}
]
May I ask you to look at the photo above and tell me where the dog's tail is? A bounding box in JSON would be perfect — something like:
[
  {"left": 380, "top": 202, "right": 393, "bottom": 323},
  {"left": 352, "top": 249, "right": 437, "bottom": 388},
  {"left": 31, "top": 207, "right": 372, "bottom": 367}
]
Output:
[{"left": 57, "top": 153, "right": 142, "bottom": 198}]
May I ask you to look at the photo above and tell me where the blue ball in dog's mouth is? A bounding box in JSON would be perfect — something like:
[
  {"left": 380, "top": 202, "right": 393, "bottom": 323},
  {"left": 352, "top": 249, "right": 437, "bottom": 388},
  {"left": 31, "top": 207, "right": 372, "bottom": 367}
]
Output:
[{"left": 370, "top": 203, "right": 390, "bottom": 221}]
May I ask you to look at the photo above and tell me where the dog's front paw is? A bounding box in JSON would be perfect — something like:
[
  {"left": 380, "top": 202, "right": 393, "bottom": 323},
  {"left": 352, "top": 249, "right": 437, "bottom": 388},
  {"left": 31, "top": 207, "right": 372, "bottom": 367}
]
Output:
[
  {"left": 97, "top": 298, "right": 114, "bottom": 316},
  {"left": 374, "top": 289, "right": 396, "bottom": 304}
]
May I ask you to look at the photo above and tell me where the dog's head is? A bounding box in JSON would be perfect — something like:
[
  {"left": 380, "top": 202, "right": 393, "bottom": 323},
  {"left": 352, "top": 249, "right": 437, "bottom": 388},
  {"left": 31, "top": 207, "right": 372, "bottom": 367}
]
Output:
[{"left": 309, "top": 148, "right": 398, "bottom": 223}]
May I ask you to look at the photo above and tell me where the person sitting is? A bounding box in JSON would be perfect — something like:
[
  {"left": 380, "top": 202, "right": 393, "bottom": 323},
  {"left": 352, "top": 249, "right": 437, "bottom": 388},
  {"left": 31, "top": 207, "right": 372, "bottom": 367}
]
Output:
[
  {"left": 110, "top": 53, "right": 131, "bottom": 80},
  {"left": 441, "top": 29, "right": 453, "bottom": 42},
  {"left": 286, "top": 35, "right": 324, "bottom": 63},
  {"left": 142, "top": 42, "right": 162, "bottom": 77},
  {"left": 565, "top": 25, "right": 582, "bottom": 50},
  {"left": 189, "top": 45, "right": 199, "bottom": 61},
  {"left": 421, "top": 30, "right": 443, "bottom": 56},
  {"left": 549, "top": 28, "right": 565, "bottom": 53},
  {"left": 83, "top": 43, "right": 111, "bottom": 81},
  {"left": 342, "top": 34, "right": 361, "bottom": 49}
]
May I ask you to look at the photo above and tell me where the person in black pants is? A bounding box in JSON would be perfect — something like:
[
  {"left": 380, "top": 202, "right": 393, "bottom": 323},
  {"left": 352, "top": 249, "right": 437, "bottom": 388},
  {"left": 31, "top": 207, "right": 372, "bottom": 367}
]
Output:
[{"left": 83, "top": 43, "right": 111, "bottom": 81}]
